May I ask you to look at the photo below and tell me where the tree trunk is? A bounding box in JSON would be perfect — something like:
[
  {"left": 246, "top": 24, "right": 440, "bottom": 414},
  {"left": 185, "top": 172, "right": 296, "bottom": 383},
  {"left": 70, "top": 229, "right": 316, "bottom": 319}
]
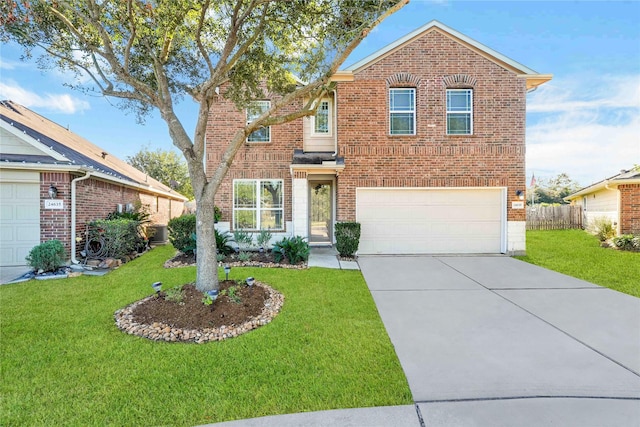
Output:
[{"left": 195, "top": 196, "right": 219, "bottom": 291}]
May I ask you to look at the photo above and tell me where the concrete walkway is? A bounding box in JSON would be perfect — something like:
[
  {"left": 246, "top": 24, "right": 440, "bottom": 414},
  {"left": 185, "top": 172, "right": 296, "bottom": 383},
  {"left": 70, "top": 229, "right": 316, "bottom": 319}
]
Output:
[
  {"left": 202, "top": 255, "right": 640, "bottom": 426},
  {"left": 307, "top": 246, "right": 359, "bottom": 270},
  {"left": 0, "top": 265, "right": 32, "bottom": 285}
]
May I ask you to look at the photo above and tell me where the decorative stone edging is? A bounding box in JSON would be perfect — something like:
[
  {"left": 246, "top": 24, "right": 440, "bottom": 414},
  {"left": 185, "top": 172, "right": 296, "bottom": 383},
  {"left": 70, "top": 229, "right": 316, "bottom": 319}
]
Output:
[
  {"left": 163, "top": 257, "right": 307, "bottom": 270},
  {"left": 114, "top": 281, "right": 284, "bottom": 344}
]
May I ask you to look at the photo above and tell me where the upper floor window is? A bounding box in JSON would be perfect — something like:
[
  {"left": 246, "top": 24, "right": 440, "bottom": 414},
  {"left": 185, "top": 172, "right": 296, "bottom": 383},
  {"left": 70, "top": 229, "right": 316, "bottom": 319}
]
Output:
[
  {"left": 247, "top": 100, "right": 271, "bottom": 142},
  {"left": 389, "top": 88, "right": 415, "bottom": 135},
  {"left": 446, "top": 89, "right": 473, "bottom": 135},
  {"left": 233, "top": 179, "right": 284, "bottom": 230},
  {"left": 313, "top": 100, "right": 331, "bottom": 135}
]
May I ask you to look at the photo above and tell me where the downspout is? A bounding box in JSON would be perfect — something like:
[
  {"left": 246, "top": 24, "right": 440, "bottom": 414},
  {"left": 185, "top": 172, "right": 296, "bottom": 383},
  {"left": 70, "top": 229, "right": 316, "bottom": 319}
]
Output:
[
  {"left": 71, "top": 171, "right": 93, "bottom": 264},
  {"left": 604, "top": 180, "right": 620, "bottom": 235}
]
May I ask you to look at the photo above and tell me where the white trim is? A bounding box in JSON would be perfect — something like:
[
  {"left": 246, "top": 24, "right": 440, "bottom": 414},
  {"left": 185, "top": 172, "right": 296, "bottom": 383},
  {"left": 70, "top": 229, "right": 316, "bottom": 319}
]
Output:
[
  {"left": 232, "top": 178, "right": 285, "bottom": 231},
  {"left": 246, "top": 100, "right": 271, "bottom": 143},
  {"left": 311, "top": 99, "right": 333, "bottom": 137},
  {"left": 0, "top": 120, "right": 68, "bottom": 161},
  {"left": 389, "top": 88, "right": 416, "bottom": 135},
  {"left": 446, "top": 88, "right": 473, "bottom": 135}
]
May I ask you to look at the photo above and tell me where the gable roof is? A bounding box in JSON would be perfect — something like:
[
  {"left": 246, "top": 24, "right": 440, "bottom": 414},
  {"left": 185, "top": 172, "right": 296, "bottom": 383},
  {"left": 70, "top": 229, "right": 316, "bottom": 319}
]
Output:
[
  {"left": 0, "top": 100, "right": 186, "bottom": 201},
  {"left": 343, "top": 20, "right": 552, "bottom": 90},
  {"left": 565, "top": 168, "right": 640, "bottom": 201}
]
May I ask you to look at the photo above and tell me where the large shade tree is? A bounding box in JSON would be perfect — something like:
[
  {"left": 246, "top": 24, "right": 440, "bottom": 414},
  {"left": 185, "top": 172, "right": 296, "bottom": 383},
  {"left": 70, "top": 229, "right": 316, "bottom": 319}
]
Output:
[
  {"left": 127, "top": 147, "right": 194, "bottom": 200},
  {"left": 2, "top": 0, "right": 408, "bottom": 291}
]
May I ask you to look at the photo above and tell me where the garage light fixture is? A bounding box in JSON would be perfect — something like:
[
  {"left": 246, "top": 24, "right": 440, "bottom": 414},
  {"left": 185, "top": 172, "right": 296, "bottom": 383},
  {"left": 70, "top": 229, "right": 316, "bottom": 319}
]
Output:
[
  {"left": 515, "top": 190, "right": 525, "bottom": 200},
  {"left": 48, "top": 184, "right": 58, "bottom": 199}
]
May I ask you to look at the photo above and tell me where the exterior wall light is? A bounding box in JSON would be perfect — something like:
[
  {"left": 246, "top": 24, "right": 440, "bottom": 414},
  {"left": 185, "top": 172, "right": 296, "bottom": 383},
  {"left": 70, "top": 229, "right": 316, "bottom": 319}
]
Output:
[
  {"left": 515, "top": 190, "right": 525, "bottom": 200},
  {"left": 48, "top": 184, "right": 58, "bottom": 199}
]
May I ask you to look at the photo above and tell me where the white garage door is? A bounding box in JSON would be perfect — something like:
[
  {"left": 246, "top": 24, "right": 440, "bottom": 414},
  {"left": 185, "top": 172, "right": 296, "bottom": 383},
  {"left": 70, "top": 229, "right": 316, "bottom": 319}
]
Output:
[
  {"left": 0, "top": 172, "right": 41, "bottom": 267},
  {"left": 356, "top": 188, "right": 504, "bottom": 254}
]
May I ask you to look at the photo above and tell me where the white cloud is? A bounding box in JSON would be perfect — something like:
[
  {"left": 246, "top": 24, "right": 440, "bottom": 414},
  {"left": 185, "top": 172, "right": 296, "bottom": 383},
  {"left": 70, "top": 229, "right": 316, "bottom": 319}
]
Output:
[
  {"left": 0, "top": 81, "right": 90, "bottom": 114},
  {"left": 526, "top": 74, "right": 640, "bottom": 187}
]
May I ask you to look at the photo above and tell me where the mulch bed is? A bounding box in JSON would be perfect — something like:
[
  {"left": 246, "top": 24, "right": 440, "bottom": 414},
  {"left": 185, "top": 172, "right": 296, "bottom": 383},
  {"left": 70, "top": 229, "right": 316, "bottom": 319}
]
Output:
[
  {"left": 114, "top": 280, "right": 284, "bottom": 343},
  {"left": 163, "top": 250, "right": 308, "bottom": 269}
]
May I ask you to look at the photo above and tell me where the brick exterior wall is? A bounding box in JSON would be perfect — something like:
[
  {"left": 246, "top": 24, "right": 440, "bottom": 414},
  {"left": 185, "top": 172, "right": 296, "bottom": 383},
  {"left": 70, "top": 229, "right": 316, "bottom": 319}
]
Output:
[
  {"left": 336, "top": 30, "right": 527, "bottom": 222},
  {"left": 207, "top": 94, "right": 302, "bottom": 230},
  {"left": 206, "top": 28, "right": 529, "bottom": 230},
  {"left": 40, "top": 171, "right": 184, "bottom": 260},
  {"left": 619, "top": 184, "right": 640, "bottom": 234}
]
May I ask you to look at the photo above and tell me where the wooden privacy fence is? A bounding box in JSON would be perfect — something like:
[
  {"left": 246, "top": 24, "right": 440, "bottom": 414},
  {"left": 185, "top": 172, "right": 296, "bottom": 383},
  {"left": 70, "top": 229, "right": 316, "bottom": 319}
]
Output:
[{"left": 526, "top": 205, "right": 583, "bottom": 230}]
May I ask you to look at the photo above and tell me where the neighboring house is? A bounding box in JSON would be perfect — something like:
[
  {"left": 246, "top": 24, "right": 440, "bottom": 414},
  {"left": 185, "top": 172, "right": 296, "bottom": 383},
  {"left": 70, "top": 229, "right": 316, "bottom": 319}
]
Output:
[
  {"left": 565, "top": 168, "right": 640, "bottom": 235},
  {"left": 208, "top": 20, "right": 551, "bottom": 255},
  {"left": 0, "top": 100, "right": 187, "bottom": 268}
]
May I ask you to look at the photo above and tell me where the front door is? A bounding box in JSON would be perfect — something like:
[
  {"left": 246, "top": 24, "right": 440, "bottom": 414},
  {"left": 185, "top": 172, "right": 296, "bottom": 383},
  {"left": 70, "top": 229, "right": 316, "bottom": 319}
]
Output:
[{"left": 309, "top": 181, "right": 332, "bottom": 244}]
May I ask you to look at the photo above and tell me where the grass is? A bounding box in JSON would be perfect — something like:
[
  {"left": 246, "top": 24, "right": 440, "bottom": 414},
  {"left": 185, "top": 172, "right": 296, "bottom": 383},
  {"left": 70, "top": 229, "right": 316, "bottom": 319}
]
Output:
[
  {"left": 516, "top": 229, "right": 640, "bottom": 298},
  {"left": 0, "top": 245, "right": 412, "bottom": 426}
]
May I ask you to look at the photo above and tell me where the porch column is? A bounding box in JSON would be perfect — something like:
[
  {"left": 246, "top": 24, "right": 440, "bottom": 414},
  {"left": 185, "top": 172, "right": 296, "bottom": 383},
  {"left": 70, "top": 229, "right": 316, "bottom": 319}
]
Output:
[{"left": 292, "top": 171, "right": 308, "bottom": 238}]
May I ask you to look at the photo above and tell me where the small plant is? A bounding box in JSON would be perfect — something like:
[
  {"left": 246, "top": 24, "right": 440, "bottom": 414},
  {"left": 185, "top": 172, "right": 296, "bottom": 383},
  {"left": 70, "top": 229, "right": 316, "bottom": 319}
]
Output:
[
  {"left": 272, "top": 236, "right": 309, "bottom": 264},
  {"left": 215, "top": 229, "right": 235, "bottom": 255},
  {"left": 214, "top": 205, "right": 222, "bottom": 223},
  {"left": 220, "top": 285, "right": 241, "bottom": 304},
  {"left": 164, "top": 285, "right": 185, "bottom": 304},
  {"left": 26, "top": 240, "right": 66, "bottom": 272},
  {"left": 256, "top": 229, "right": 273, "bottom": 249},
  {"left": 183, "top": 232, "right": 197, "bottom": 255},
  {"left": 335, "top": 222, "right": 361, "bottom": 257},
  {"left": 233, "top": 229, "right": 254, "bottom": 250},
  {"left": 237, "top": 251, "right": 252, "bottom": 262},
  {"left": 216, "top": 253, "right": 225, "bottom": 262},
  {"left": 168, "top": 214, "right": 196, "bottom": 253},
  {"left": 612, "top": 234, "right": 640, "bottom": 252},
  {"left": 590, "top": 216, "right": 616, "bottom": 242},
  {"left": 202, "top": 293, "right": 214, "bottom": 306}
]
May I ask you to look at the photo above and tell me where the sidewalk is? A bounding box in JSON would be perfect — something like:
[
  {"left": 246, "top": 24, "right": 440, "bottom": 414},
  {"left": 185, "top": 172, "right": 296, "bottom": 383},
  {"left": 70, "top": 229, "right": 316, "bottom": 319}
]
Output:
[{"left": 307, "top": 246, "right": 359, "bottom": 270}]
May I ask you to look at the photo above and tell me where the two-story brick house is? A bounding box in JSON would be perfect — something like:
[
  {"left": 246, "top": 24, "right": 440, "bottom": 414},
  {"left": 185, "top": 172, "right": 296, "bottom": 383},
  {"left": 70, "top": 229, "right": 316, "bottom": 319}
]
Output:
[{"left": 208, "top": 20, "right": 551, "bottom": 255}]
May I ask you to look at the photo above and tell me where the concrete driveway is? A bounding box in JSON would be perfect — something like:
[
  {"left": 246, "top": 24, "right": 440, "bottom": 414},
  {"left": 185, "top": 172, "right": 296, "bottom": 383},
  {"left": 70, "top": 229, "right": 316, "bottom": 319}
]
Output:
[{"left": 359, "top": 255, "right": 640, "bottom": 426}]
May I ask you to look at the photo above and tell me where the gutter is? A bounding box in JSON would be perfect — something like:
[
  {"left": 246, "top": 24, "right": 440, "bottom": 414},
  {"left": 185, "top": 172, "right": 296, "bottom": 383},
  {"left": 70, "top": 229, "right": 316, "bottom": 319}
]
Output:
[{"left": 71, "top": 171, "right": 93, "bottom": 264}]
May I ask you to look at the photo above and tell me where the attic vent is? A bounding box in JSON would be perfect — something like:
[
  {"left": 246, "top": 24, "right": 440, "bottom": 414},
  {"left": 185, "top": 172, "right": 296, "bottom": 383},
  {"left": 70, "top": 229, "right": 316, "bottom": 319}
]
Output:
[
  {"left": 386, "top": 72, "right": 421, "bottom": 87},
  {"left": 442, "top": 74, "right": 477, "bottom": 88}
]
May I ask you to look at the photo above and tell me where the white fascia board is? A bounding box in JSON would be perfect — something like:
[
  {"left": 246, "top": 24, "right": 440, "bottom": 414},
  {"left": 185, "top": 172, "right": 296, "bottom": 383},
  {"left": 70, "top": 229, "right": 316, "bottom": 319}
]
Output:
[
  {"left": 0, "top": 119, "right": 68, "bottom": 162},
  {"left": 344, "top": 20, "right": 540, "bottom": 76}
]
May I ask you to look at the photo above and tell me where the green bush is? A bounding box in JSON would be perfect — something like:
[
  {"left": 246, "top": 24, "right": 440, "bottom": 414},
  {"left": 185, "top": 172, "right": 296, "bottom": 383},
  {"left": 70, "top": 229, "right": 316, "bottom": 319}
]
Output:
[
  {"left": 89, "top": 219, "right": 140, "bottom": 259},
  {"left": 273, "top": 236, "right": 309, "bottom": 264},
  {"left": 590, "top": 216, "right": 616, "bottom": 242},
  {"left": 168, "top": 214, "right": 196, "bottom": 253},
  {"left": 612, "top": 234, "right": 640, "bottom": 252},
  {"left": 215, "top": 229, "right": 235, "bottom": 256},
  {"left": 26, "top": 240, "right": 66, "bottom": 272},
  {"left": 335, "top": 222, "right": 361, "bottom": 257}
]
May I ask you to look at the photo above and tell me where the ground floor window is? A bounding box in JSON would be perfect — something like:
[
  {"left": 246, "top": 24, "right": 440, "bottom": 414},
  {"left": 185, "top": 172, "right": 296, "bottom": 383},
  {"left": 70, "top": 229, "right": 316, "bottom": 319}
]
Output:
[{"left": 233, "top": 179, "right": 284, "bottom": 230}]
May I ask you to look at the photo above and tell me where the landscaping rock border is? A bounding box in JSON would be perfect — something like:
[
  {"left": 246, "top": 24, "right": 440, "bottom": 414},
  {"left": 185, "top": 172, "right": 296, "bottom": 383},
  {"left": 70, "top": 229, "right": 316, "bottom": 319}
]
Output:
[{"left": 114, "top": 281, "right": 284, "bottom": 343}]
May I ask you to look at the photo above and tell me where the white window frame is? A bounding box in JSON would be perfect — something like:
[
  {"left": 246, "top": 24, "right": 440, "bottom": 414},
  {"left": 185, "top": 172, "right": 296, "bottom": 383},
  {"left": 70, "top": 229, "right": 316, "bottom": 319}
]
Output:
[
  {"left": 247, "top": 100, "right": 271, "bottom": 143},
  {"left": 389, "top": 88, "right": 416, "bottom": 135},
  {"left": 233, "top": 179, "right": 284, "bottom": 231},
  {"left": 312, "top": 99, "right": 332, "bottom": 136},
  {"left": 446, "top": 89, "right": 473, "bottom": 135}
]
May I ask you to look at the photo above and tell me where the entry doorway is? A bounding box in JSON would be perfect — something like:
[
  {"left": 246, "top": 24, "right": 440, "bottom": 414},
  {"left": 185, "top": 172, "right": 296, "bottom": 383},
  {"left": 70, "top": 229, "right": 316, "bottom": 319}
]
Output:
[{"left": 309, "top": 181, "right": 333, "bottom": 245}]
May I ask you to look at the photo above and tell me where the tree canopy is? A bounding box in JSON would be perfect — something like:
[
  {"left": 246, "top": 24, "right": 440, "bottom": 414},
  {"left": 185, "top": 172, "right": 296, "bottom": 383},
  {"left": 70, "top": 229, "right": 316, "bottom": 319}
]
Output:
[
  {"left": 127, "top": 147, "right": 194, "bottom": 200},
  {"left": 1, "top": 0, "right": 408, "bottom": 290},
  {"left": 530, "top": 173, "right": 581, "bottom": 205}
]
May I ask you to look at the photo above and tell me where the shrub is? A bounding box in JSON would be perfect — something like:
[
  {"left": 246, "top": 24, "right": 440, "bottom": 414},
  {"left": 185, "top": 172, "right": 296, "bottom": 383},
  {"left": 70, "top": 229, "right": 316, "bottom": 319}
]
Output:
[
  {"left": 256, "top": 229, "right": 273, "bottom": 249},
  {"left": 273, "top": 236, "right": 309, "bottom": 264},
  {"left": 590, "top": 216, "right": 616, "bottom": 242},
  {"left": 233, "top": 229, "right": 254, "bottom": 250},
  {"left": 215, "top": 229, "right": 235, "bottom": 256},
  {"left": 26, "top": 240, "right": 66, "bottom": 272},
  {"left": 214, "top": 206, "right": 222, "bottom": 223},
  {"left": 335, "top": 222, "right": 361, "bottom": 257},
  {"left": 612, "top": 234, "right": 640, "bottom": 252},
  {"left": 168, "top": 214, "right": 196, "bottom": 253},
  {"left": 89, "top": 219, "right": 140, "bottom": 259}
]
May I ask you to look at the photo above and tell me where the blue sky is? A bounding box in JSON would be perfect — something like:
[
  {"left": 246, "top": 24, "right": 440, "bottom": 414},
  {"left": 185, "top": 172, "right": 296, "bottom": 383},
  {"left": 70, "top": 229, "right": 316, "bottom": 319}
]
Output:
[{"left": 1, "top": 0, "right": 638, "bottom": 187}]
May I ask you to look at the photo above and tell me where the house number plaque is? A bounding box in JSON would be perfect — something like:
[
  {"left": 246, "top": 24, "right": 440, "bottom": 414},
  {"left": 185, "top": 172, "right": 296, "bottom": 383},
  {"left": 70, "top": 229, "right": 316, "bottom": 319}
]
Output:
[{"left": 44, "top": 199, "right": 64, "bottom": 209}]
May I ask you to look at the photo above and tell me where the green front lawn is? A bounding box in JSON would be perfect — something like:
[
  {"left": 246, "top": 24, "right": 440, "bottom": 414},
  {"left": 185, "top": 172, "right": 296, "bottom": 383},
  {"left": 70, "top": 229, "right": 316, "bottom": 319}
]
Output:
[
  {"left": 517, "top": 229, "right": 640, "bottom": 298},
  {"left": 0, "top": 245, "right": 411, "bottom": 426}
]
